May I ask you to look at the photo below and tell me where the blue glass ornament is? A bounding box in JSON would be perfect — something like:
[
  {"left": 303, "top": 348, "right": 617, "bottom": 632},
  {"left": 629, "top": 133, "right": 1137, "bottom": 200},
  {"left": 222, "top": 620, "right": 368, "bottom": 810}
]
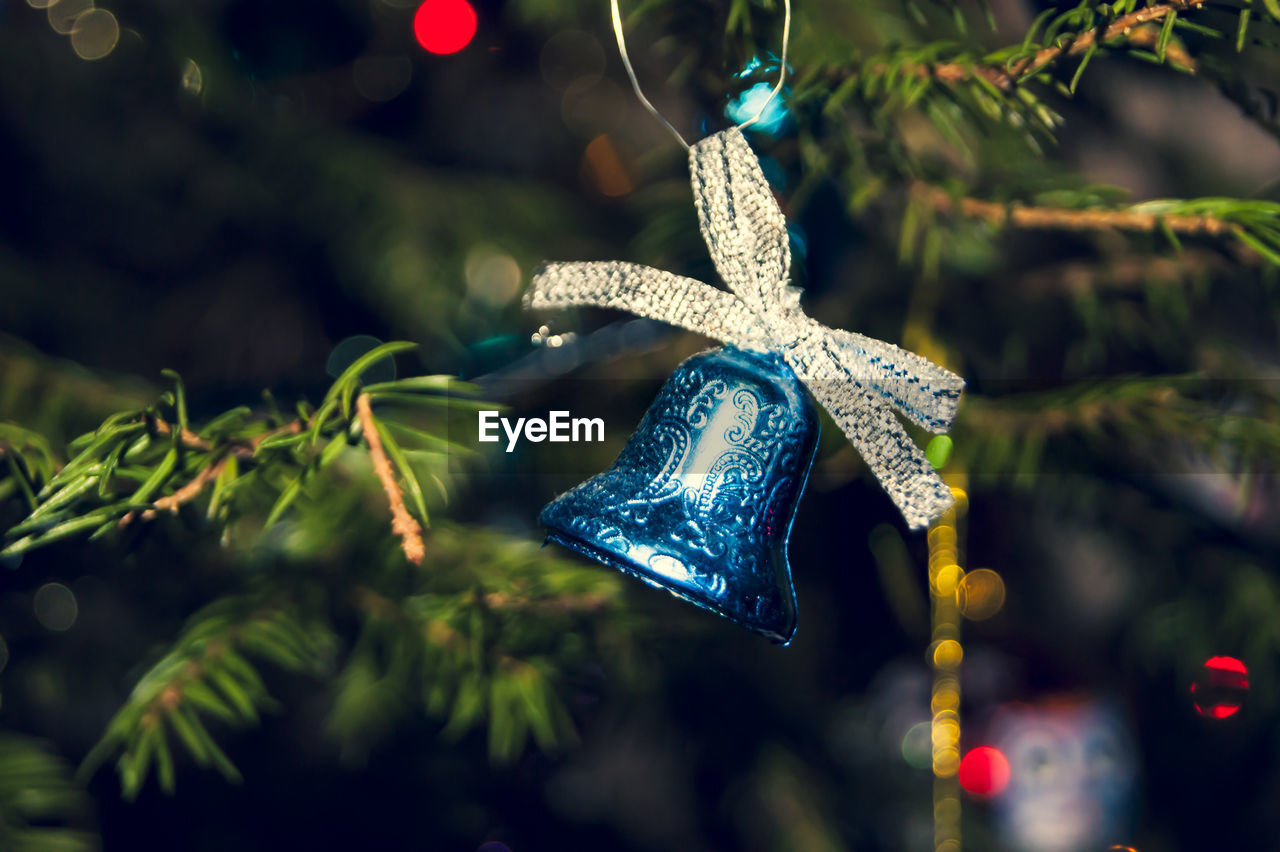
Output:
[{"left": 539, "top": 346, "right": 819, "bottom": 644}]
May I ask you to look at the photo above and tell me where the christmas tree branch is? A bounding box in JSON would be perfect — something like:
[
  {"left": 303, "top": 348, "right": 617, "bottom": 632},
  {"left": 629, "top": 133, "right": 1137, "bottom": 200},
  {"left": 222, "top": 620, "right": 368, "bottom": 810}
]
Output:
[
  {"left": 988, "top": 0, "right": 1204, "bottom": 87},
  {"left": 928, "top": 19, "right": 1198, "bottom": 88},
  {"left": 331, "top": 525, "right": 629, "bottom": 763},
  {"left": 70, "top": 519, "right": 633, "bottom": 799},
  {"left": 915, "top": 184, "right": 1280, "bottom": 261},
  {"left": 955, "top": 372, "right": 1280, "bottom": 479},
  {"left": 2, "top": 343, "right": 638, "bottom": 796},
  {"left": 919, "top": 183, "right": 1233, "bottom": 235},
  {"left": 150, "top": 415, "right": 211, "bottom": 451},
  {"left": 78, "top": 601, "right": 334, "bottom": 800},
  {"left": 799, "top": 0, "right": 1275, "bottom": 185},
  {"left": 0, "top": 342, "right": 481, "bottom": 559},
  {"left": 0, "top": 734, "right": 97, "bottom": 851},
  {"left": 129, "top": 457, "right": 227, "bottom": 522},
  {"left": 1211, "top": 71, "right": 1280, "bottom": 144},
  {"left": 118, "top": 420, "right": 306, "bottom": 527}
]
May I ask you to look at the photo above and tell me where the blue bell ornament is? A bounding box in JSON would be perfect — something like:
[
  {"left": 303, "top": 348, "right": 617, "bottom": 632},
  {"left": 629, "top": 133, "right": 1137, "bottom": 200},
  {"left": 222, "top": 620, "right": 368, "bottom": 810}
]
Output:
[
  {"left": 526, "top": 127, "right": 964, "bottom": 643},
  {"left": 539, "top": 346, "right": 818, "bottom": 644}
]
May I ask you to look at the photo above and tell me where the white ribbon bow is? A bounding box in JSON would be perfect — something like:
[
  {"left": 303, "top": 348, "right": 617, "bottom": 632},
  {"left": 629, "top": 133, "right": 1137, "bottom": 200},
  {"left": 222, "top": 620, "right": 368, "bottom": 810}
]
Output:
[{"left": 526, "top": 127, "right": 964, "bottom": 530}]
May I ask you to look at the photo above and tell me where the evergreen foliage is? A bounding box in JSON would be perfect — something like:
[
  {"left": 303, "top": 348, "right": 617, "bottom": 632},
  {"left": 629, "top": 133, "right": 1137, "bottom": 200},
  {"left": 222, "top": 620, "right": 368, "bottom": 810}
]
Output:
[
  {"left": 0, "top": 734, "right": 95, "bottom": 851},
  {"left": 2, "top": 344, "right": 631, "bottom": 805},
  {"left": 2, "top": 0, "right": 1279, "bottom": 847}
]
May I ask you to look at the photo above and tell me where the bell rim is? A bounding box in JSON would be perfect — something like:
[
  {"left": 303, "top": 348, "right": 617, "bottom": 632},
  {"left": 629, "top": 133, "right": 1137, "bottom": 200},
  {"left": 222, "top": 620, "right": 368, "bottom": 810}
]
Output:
[{"left": 541, "top": 525, "right": 798, "bottom": 646}]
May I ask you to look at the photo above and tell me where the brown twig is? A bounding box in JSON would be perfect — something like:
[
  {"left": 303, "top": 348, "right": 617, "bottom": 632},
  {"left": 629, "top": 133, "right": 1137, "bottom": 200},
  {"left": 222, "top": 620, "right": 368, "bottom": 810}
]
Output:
[
  {"left": 151, "top": 416, "right": 210, "bottom": 451},
  {"left": 993, "top": 0, "right": 1202, "bottom": 87},
  {"left": 917, "top": 183, "right": 1235, "bottom": 236},
  {"left": 356, "top": 392, "right": 425, "bottom": 565},
  {"left": 121, "top": 418, "right": 304, "bottom": 527},
  {"left": 123, "top": 458, "right": 228, "bottom": 525},
  {"left": 153, "top": 414, "right": 303, "bottom": 453},
  {"left": 929, "top": 1, "right": 1202, "bottom": 91}
]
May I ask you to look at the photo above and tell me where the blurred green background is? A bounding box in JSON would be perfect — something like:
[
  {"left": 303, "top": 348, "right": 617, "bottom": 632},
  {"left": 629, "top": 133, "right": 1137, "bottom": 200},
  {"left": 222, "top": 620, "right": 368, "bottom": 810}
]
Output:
[{"left": 2, "top": 0, "right": 1280, "bottom": 849}]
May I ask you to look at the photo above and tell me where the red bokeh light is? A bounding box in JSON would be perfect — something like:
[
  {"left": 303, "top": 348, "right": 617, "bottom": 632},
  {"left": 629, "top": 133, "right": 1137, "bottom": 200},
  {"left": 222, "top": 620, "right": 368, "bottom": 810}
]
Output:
[
  {"left": 413, "top": 0, "right": 477, "bottom": 55},
  {"left": 1205, "top": 655, "right": 1247, "bottom": 676},
  {"left": 958, "top": 745, "right": 1011, "bottom": 797},
  {"left": 1191, "top": 655, "right": 1249, "bottom": 719}
]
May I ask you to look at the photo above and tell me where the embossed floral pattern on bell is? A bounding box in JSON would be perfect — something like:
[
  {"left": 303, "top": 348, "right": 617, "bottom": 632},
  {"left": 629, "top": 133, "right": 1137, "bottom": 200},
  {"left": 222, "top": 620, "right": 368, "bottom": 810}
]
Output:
[{"left": 539, "top": 346, "right": 818, "bottom": 644}]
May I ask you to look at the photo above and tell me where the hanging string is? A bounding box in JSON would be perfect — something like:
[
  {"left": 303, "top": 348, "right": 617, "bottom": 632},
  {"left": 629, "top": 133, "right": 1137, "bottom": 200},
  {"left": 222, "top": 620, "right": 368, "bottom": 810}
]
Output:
[
  {"left": 736, "top": 0, "right": 791, "bottom": 133},
  {"left": 609, "top": 0, "right": 792, "bottom": 150}
]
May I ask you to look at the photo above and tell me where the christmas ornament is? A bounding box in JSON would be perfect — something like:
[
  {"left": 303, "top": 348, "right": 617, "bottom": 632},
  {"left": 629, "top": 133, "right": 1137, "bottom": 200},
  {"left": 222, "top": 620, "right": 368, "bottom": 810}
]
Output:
[
  {"left": 538, "top": 345, "right": 818, "bottom": 644},
  {"left": 524, "top": 0, "right": 964, "bottom": 642}
]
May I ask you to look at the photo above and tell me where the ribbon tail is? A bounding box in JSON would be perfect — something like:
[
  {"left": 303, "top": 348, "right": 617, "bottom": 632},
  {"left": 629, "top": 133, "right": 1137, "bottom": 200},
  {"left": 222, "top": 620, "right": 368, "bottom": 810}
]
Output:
[
  {"left": 527, "top": 261, "right": 756, "bottom": 344},
  {"left": 826, "top": 329, "right": 965, "bottom": 434},
  {"left": 787, "top": 344, "right": 955, "bottom": 530}
]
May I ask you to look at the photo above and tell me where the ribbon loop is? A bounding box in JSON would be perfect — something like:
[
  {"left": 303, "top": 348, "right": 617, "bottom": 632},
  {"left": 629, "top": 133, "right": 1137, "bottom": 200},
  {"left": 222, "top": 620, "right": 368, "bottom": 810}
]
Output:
[
  {"left": 528, "top": 261, "right": 767, "bottom": 346},
  {"left": 526, "top": 128, "right": 964, "bottom": 530},
  {"left": 689, "top": 129, "right": 791, "bottom": 312}
]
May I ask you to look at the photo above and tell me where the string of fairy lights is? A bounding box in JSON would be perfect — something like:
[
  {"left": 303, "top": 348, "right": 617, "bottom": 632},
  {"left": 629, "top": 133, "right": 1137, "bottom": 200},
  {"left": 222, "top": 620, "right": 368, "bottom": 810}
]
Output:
[
  {"left": 924, "top": 467, "right": 1013, "bottom": 851},
  {"left": 928, "top": 479, "right": 967, "bottom": 852}
]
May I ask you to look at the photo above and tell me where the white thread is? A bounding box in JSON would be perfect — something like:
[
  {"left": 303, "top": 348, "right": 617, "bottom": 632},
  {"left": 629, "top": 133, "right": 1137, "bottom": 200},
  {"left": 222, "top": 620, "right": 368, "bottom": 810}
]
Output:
[{"left": 610, "top": 0, "right": 793, "bottom": 148}]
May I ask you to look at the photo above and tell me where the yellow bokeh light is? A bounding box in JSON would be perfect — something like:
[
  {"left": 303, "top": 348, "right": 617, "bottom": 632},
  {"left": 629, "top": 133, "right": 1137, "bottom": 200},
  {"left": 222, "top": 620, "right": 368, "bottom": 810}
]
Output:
[
  {"left": 933, "top": 563, "right": 965, "bottom": 597},
  {"left": 181, "top": 58, "right": 204, "bottom": 95},
  {"left": 70, "top": 8, "right": 119, "bottom": 61},
  {"left": 932, "top": 746, "right": 960, "bottom": 776},
  {"left": 936, "top": 840, "right": 961, "bottom": 852},
  {"left": 931, "top": 622, "right": 959, "bottom": 641},
  {"left": 931, "top": 716, "right": 960, "bottom": 744},
  {"left": 33, "top": 583, "right": 78, "bottom": 632},
  {"left": 932, "top": 639, "right": 964, "bottom": 669},
  {"left": 931, "top": 687, "right": 959, "bottom": 715},
  {"left": 927, "top": 524, "right": 956, "bottom": 547},
  {"left": 930, "top": 732, "right": 955, "bottom": 750},
  {"left": 957, "top": 568, "right": 1006, "bottom": 621},
  {"left": 929, "top": 545, "right": 957, "bottom": 565},
  {"left": 47, "top": 0, "right": 92, "bottom": 34},
  {"left": 933, "top": 796, "right": 960, "bottom": 822},
  {"left": 928, "top": 552, "right": 955, "bottom": 578},
  {"left": 932, "top": 705, "right": 958, "bottom": 723},
  {"left": 465, "top": 246, "right": 522, "bottom": 307}
]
